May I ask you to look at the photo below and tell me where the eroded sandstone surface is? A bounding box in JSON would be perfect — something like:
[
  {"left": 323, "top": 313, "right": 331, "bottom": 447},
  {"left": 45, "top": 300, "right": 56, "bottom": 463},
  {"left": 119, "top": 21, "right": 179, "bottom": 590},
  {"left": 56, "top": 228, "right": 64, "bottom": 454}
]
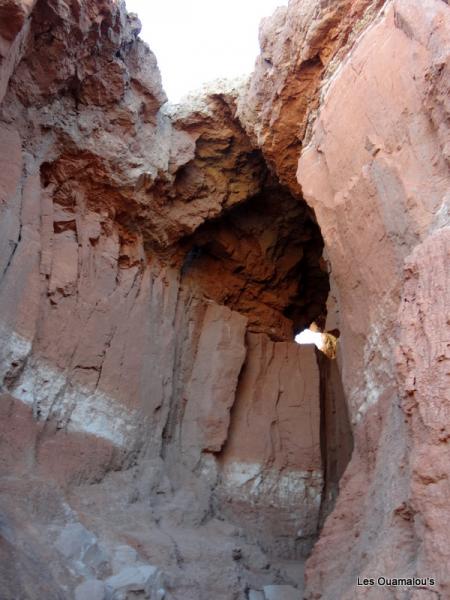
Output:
[{"left": 0, "top": 0, "right": 448, "bottom": 599}]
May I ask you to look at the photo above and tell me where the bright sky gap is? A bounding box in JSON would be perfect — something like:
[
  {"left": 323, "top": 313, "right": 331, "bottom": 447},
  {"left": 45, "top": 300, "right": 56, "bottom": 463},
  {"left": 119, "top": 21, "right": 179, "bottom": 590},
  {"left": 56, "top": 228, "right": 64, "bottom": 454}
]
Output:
[{"left": 125, "top": 0, "right": 288, "bottom": 102}]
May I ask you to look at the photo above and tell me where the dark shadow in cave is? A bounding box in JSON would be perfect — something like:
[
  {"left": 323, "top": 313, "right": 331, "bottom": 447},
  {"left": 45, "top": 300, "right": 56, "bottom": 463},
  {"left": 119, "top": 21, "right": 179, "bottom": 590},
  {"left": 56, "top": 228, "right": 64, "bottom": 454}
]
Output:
[
  {"left": 316, "top": 349, "right": 354, "bottom": 529},
  {"left": 179, "top": 181, "right": 330, "bottom": 341}
]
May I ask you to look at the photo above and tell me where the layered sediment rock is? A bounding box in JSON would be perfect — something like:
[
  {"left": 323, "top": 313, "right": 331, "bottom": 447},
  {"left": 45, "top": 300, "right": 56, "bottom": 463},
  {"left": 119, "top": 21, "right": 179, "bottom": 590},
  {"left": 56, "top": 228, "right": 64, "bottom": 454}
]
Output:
[
  {"left": 0, "top": 0, "right": 448, "bottom": 598},
  {"left": 218, "top": 337, "right": 323, "bottom": 559}
]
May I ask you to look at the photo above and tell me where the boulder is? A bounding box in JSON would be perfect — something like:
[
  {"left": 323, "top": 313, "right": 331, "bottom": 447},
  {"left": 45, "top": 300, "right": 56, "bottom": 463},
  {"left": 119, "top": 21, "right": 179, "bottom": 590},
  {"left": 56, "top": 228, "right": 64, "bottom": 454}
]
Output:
[
  {"left": 104, "top": 565, "right": 161, "bottom": 600},
  {"left": 263, "top": 585, "right": 300, "bottom": 600},
  {"left": 74, "top": 580, "right": 106, "bottom": 600}
]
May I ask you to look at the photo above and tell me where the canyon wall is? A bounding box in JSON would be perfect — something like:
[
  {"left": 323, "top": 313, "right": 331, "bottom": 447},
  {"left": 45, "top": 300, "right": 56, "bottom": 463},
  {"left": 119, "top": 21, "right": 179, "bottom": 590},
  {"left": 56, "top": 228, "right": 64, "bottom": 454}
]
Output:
[
  {"left": 0, "top": 1, "right": 329, "bottom": 598},
  {"left": 0, "top": 0, "right": 448, "bottom": 599},
  {"left": 240, "top": 0, "right": 449, "bottom": 597},
  {"left": 299, "top": 2, "right": 450, "bottom": 597}
]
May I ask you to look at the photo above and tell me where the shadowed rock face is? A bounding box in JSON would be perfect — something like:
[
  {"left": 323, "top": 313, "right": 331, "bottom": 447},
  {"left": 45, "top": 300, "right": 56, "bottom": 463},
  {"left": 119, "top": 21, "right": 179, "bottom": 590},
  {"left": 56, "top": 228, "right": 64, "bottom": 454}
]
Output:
[
  {"left": 0, "top": 0, "right": 448, "bottom": 599},
  {"left": 180, "top": 183, "right": 329, "bottom": 340}
]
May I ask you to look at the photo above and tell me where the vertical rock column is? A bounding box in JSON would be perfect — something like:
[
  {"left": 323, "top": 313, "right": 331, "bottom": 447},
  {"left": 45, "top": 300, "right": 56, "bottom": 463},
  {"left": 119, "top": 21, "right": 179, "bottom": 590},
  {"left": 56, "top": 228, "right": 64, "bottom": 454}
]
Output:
[{"left": 217, "top": 334, "right": 322, "bottom": 558}]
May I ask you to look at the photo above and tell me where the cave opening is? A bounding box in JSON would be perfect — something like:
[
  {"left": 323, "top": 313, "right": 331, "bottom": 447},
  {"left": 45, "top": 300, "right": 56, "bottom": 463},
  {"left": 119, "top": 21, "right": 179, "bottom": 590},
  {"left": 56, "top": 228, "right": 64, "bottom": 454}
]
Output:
[
  {"left": 295, "top": 327, "right": 324, "bottom": 347},
  {"left": 295, "top": 324, "right": 340, "bottom": 359},
  {"left": 178, "top": 179, "right": 330, "bottom": 342},
  {"left": 173, "top": 159, "right": 353, "bottom": 563}
]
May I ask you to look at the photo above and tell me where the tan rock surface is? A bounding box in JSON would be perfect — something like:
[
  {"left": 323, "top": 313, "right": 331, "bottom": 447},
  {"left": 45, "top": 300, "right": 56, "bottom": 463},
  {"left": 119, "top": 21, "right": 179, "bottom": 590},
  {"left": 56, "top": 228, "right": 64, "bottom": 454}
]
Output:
[
  {"left": 218, "top": 336, "right": 322, "bottom": 558},
  {"left": 295, "top": 0, "right": 450, "bottom": 597}
]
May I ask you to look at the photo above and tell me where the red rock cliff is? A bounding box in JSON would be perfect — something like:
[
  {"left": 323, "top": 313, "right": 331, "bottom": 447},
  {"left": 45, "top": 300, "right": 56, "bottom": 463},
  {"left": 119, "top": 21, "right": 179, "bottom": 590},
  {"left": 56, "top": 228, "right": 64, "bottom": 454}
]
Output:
[
  {"left": 0, "top": 0, "right": 448, "bottom": 599},
  {"left": 241, "top": 0, "right": 449, "bottom": 597}
]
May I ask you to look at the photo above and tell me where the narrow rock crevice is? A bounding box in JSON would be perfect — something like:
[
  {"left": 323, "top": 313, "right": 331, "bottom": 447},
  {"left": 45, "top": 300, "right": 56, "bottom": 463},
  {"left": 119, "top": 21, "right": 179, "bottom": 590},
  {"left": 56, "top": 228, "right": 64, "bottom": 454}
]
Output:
[{"left": 316, "top": 350, "right": 354, "bottom": 529}]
